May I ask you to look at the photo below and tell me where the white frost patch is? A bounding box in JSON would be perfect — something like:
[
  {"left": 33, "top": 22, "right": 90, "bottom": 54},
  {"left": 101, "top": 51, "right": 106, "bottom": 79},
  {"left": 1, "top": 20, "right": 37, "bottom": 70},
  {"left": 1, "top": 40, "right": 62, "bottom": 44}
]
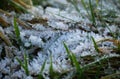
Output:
[
  {"left": 0, "top": 58, "right": 11, "bottom": 74},
  {"left": 54, "top": 0, "right": 68, "bottom": 4},
  {"left": 45, "top": 7, "right": 83, "bottom": 22},
  {"left": 28, "top": 6, "right": 44, "bottom": 17},
  {"left": 26, "top": 76, "right": 33, "bottom": 79},
  {"left": 11, "top": 70, "right": 25, "bottom": 79},
  {"left": 48, "top": 21, "right": 68, "bottom": 30},
  {"left": 24, "top": 42, "right": 31, "bottom": 47},
  {"left": 19, "top": 14, "right": 34, "bottom": 20},
  {"left": 28, "top": 28, "right": 109, "bottom": 75},
  {"left": 29, "top": 35, "right": 43, "bottom": 47},
  {"left": 32, "top": 24, "right": 47, "bottom": 31},
  {"left": 45, "top": 7, "right": 60, "bottom": 15},
  {"left": 29, "top": 61, "right": 41, "bottom": 75}
]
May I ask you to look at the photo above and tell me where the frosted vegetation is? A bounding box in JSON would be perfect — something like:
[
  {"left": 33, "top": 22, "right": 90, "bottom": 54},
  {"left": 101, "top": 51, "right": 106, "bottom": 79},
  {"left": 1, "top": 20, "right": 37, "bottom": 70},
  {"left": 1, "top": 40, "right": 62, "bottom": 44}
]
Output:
[{"left": 0, "top": 0, "right": 120, "bottom": 79}]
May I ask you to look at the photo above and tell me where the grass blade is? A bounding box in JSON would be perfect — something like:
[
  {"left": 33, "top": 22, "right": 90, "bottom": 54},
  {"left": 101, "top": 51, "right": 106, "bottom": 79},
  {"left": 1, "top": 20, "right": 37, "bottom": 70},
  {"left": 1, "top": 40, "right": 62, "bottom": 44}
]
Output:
[
  {"left": 89, "top": 0, "right": 96, "bottom": 25},
  {"left": 91, "top": 36, "right": 99, "bottom": 53},
  {"left": 81, "top": 0, "right": 90, "bottom": 16},
  {"left": 16, "top": 57, "right": 24, "bottom": 68},
  {"left": 24, "top": 53, "right": 29, "bottom": 76},
  {"left": 40, "top": 60, "right": 46, "bottom": 73},
  {"left": 71, "top": 53, "right": 82, "bottom": 72},
  {"left": 96, "top": 0, "right": 99, "bottom": 7},
  {"left": 63, "top": 42, "right": 83, "bottom": 78},
  {"left": 38, "top": 59, "right": 46, "bottom": 79},
  {"left": 106, "top": 26, "right": 116, "bottom": 38},
  {"left": 13, "top": 17, "right": 20, "bottom": 40},
  {"left": 49, "top": 53, "right": 54, "bottom": 78},
  {"left": 63, "top": 42, "right": 73, "bottom": 65},
  {"left": 71, "top": 53, "right": 83, "bottom": 78},
  {"left": 14, "top": 17, "right": 20, "bottom": 39},
  {"left": 16, "top": 53, "right": 29, "bottom": 76},
  {"left": 69, "top": 0, "right": 80, "bottom": 13}
]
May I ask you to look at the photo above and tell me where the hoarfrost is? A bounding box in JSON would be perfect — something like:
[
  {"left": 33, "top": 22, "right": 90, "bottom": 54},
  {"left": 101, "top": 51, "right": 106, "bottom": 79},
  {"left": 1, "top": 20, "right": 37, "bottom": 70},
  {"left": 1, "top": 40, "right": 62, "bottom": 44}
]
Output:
[{"left": 0, "top": 0, "right": 120, "bottom": 79}]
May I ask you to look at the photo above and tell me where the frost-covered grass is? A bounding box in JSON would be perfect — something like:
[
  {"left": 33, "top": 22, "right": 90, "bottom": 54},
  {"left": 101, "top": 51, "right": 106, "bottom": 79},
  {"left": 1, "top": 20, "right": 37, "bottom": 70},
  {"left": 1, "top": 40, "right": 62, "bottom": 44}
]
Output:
[
  {"left": 16, "top": 53, "right": 29, "bottom": 76},
  {"left": 64, "top": 42, "right": 83, "bottom": 79},
  {"left": 0, "top": 0, "right": 120, "bottom": 79},
  {"left": 91, "top": 36, "right": 99, "bottom": 53}
]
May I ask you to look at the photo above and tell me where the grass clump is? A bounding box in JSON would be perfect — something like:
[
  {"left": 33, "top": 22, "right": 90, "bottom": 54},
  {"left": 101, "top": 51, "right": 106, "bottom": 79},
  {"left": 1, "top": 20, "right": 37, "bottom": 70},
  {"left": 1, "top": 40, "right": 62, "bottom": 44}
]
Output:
[
  {"left": 91, "top": 36, "right": 100, "bottom": 53},
  {"left": 48, "top": 54, "right": 60, "bottom": 79},
  {"left": 69, "top": 0, "right": 97, "bottom": 26},
  {"left": 38, "top": 59, "right": 47, "bottom": 79},
  {"left": 63, "top": 42, "right": 84, "bottom": 79},
  {"left": 63, "top": 42, "right": 73, "bottom": 65},
  {"left": 81, "top": 0, "right": 90, "bottom": 17},
  {"left": 89, "top": 0, "right": 96, "bottom": 26},
  {"left": 68, "top": 0, "right": 80, "bottom": 13},
  {"left": 71, "top": 53, "right": 84, "bottom": 78},
  {"left": 81, "top": 0, "right": 96, "bottom": 26},
  {"left": 16, "top": 53, "right": 29, "bottom": 76},
  {"left": 49, "top": 54, "right": 54, "bottom": 78}
]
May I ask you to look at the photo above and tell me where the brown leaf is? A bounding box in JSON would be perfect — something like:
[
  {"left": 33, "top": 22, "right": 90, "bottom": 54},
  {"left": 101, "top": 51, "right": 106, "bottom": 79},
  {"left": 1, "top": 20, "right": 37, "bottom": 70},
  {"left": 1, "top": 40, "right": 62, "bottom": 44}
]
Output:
[
  {"left": 17, "top": 19, "right": 32, "bottom": 29},
  {"left": 0, "top": 16, "right": 10, "bottom": 27},
  {"left": 13, "top": 0, "right": 33, "bottom": 9},
  {"left": 0, "top": 27, "right": 12, "bottom": 46},
  {"left": 101, "top": 73, "right": 120, "bottom": 79},
  {"left": 98, "top": 47, "right": 112, "bottom": 54},
  {"left": 27, "top": 17, "right": 48, "bottom": 26},
  {"left": 97, "top": 39, "right": 120, "bottom": 47}
]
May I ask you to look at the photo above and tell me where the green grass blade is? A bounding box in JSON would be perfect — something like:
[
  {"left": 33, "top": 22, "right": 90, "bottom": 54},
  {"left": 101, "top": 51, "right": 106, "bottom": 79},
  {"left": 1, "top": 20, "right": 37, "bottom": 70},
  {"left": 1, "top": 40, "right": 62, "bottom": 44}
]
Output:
[
  {"left": 16, "top": 57, "right": 28, "bottom": 75},
  {"left": 16, "top": 57, "right": 24, "bottom": 68},
  {"left": 63, "top": 42, "right": 83, "bottom": 78},
  {"left": 24, "top": 53, "right": 29, "bottom": 76},
  {"left": 106, "top": 26, "right": 116, "bottom": 38},
  {"left": 38, "top": 74, "right": 44, "bottom": 79},
  {"left": 49, "top": 54, "right": 54, "bottom": 78},
  {"left": 71, "top": 53, "right": 83, "bottom": 78},
  {"left": 57, "top": 14, "right": 77, "bottom": 22},
  {"left": 91, "top": 36, "right": 99, "bottom": 53},
  {"left": 81, "top": 0, "right": 90, "bottom": 16},
  {"left": 71, "top": 53, "right": 82, "bottom": 71},
  {"left": 40, "top": 59, "right": 47, "bottom": 73},
  {"left": 38, "top": 59, "right": 46, "bottom": 79},
  {"left": 13, "top": 17, "right": 20, "bottom": 40},
  {"left": 89, "top": 0, "right": 96, "bottom": 25},
  {"left": 63, "top": 42, "right": 73, "bottom": 65},
  {"left": 72, "top": 0, "right": 80, "bottom": 13},
  {"left": 96, "top": 0, "right": 99, "bottom": 7},
  {"left": 68, "top": 0, "right": 80, "bottom": 13},
  {"left": 16, "top": 53, "right": 29, "bottom": 76},
  {"left": 14, "top": 17, "right": 20, "bottom": 39},
  {"left": 116, "top": 42, "right": 120, "bottom": 54}
]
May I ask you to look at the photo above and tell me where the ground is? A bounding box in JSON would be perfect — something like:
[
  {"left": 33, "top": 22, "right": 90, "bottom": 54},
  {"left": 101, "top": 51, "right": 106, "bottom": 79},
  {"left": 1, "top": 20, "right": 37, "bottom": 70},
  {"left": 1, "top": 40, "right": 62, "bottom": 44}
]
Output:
[{"left": 0, "top": 0, "right": 120, "bottom": 79}]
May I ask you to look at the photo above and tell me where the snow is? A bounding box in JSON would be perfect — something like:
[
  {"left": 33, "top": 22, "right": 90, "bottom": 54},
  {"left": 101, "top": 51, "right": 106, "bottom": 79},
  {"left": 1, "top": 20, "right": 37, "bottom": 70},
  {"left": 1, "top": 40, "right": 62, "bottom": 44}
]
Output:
[{"left": 29, "top": 35, "right": 43, "bottom": 47}]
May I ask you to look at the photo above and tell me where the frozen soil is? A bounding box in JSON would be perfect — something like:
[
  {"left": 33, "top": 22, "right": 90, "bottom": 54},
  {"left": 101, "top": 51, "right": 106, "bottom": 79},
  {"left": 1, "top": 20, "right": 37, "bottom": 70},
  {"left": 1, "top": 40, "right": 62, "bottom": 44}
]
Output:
[{"left": 0, "top": 0, "right": 120, "bottom": 79}]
